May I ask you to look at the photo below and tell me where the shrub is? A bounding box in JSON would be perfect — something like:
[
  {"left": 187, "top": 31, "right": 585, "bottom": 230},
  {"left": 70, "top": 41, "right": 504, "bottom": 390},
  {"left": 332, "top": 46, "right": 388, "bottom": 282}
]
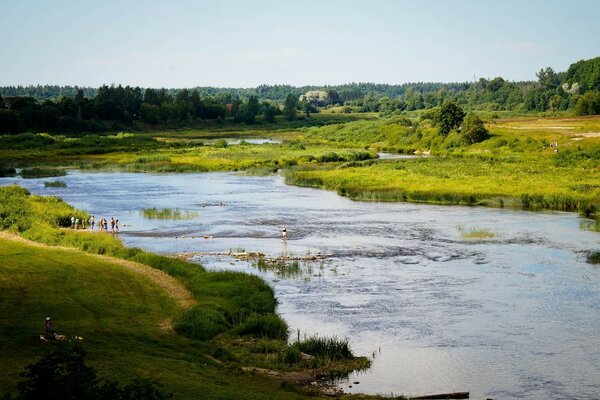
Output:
[
  {"left": 438, "top": 102, "right": 465, "bottom": 136},
  {"left": 235, "top": 314, "right": 289, "bottom": 340},
  {"left": 173, "top": 304, "right": 229, "bottom": 341},
  {"left": 10, "top": 344, "right": 172, "bottom": 400},
  {"left": 462, "top": 112, "right": 488, "bottom": 144},
  {"left": 0, "top": 166, "right": 17, "bottom": 177},
  {"left": 575, "top": 91, "right": 600, "bottom": 115},
  {"left": 21, "top": 168, "right": 66, "bottom": 179}
]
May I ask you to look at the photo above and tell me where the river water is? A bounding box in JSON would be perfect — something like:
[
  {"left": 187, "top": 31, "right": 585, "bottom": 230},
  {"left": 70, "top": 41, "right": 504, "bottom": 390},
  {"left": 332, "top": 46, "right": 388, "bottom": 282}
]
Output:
[{"left": 2, "top": 171, "right": 599, "bottom": 399}]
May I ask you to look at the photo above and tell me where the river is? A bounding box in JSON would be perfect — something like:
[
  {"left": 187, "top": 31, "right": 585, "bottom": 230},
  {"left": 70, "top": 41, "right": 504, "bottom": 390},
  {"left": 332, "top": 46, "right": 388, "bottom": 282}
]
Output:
[{"left": 2, "top": 171, "right": 599, "bottom": 399}]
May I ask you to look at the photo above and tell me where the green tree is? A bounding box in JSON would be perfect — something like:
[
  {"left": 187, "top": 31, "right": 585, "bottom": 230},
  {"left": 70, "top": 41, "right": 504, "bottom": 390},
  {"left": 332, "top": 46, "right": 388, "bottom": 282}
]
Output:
[
  {"left": 300, "top": 99, "right": 316, "bottom": 116},
  {"left": 283, "top": 94, "right": 298, "bottom": 121},
  {"left": 11, "top": 345, "right": 172, "bottom": 400},
  {"left": 438, "top": 101, "right": 465, "bottom": 136},
  {"left": 141, "top": 103, "right": 160, "bottom": 124},
  {"left": 462, "top": 112, "right": 488, "bottom": 144},
  {"left": 536, "top": 67, "right": 559, "bottom": 89},
  {"left": 261, "top": 101, "right": 278, "bottom": 123},
  {"left": 575, "top": 91, "right": 600, "bottom": 115}
]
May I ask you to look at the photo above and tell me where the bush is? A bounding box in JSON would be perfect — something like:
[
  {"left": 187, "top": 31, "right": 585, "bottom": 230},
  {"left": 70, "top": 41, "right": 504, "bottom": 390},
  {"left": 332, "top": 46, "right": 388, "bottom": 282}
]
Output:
[
  {"left": 236, "top": 314, "right": 289, "bottom": 340},
  {"left": 575, "top": 91, "right": 600, "bottom": 115},
  {"left": 438, "top": 102, "right": 465, "bottom": 136},
  {"left": 0, "top": 166, "right": 17, "bottom": 177},
  {"left": 0, "top": 186, "right": 33, "bottom": 232},
  {"left": 8, "top": 344, "right": 172, "bottom": 400},
  {"left": 173, "top": 304, "right": 229, "bottom": 341},
  {"left": 462, "top": 112, "right": 488, "bottom": 144},
  {"left": 21, "top": 168, "right": 66, "bottom": 179}
]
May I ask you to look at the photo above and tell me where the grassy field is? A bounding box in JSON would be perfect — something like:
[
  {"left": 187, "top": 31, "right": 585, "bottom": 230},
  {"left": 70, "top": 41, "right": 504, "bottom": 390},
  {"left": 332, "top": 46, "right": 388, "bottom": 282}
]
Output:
[
  {"left": 285, "top": 115, "right": 600, "bottom": 215},
  {"left": 0, "top": 236, "right": 341, "bottom": 399}
]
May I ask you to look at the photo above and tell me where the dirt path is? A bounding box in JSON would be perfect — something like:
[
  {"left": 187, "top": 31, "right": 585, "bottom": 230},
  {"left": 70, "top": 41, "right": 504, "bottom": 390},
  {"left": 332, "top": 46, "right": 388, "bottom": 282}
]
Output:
[{"left": 0, "top": 231, "right": 196, "bottom": 309}]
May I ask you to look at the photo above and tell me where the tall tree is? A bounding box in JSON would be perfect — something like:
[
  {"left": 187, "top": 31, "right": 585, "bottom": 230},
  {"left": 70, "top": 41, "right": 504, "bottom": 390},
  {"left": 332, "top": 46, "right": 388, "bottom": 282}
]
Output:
[
  {"left": 438, "top": 101, "right": 465, "bottom": 136},
  {"left": 283, "top": 94, "right": 298, "bottom": 121}
]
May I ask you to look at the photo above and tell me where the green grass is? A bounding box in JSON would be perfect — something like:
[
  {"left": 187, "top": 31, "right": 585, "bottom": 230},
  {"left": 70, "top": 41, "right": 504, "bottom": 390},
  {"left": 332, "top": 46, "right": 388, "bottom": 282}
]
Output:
[
  {"left": 457, "top": 225, "right": 496, "bottom": 239},
  {"left": 285, "top": 154, "right": 600, "bottom": 214},
  {"left": 282, "top": 336, "right": 371, "bottom": 376},
  {"left": 141, "top": 208, "right": 199, "bottom": 220},
  {"left": 44, "top": 180, "right": 67, "bottom": 187}
]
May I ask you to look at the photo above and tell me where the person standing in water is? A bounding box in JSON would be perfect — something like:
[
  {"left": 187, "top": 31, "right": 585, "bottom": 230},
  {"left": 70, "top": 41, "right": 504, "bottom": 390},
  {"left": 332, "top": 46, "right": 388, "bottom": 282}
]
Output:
[
  {"left": 281, "top": 226, "right": 287, "bottom": 240},
  {"left": 45, "top": 317, "right": 54, "bottom": 338}
]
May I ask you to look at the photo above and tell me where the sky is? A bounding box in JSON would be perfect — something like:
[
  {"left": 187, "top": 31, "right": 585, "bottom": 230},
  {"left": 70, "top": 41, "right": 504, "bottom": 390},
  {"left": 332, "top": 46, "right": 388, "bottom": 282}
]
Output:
[{"left": 1, "top": 0, "right": 599, "bottom": 88}]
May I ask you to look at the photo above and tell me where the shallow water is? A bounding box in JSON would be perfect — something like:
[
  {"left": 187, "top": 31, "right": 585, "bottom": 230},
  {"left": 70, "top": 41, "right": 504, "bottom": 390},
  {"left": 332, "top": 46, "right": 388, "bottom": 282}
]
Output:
[{"left": 2, "top": 171, "right": 600, "bottom": 399}]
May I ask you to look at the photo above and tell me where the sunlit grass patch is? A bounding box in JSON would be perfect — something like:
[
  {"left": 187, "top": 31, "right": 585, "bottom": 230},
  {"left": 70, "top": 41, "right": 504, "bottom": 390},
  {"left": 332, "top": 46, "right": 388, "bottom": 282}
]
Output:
[
  {"left": 141, "top": 207, "right": 199, "bottom": 220},
  {"left": 133, "top": 154, "right": 172, "bottom": 163},
  {"left": 457, "top": 225, "right": 496, "bottom": 239}
]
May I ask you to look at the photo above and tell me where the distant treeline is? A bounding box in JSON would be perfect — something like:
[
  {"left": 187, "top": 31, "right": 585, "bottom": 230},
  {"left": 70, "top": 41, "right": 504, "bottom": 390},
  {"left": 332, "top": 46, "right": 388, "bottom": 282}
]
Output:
[{"left": 1, "top": 57, "right": 599, "bottom": 133}]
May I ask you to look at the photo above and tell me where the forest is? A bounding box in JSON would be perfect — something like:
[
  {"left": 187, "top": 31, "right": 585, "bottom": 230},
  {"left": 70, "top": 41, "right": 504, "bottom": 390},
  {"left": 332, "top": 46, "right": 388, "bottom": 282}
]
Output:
[{"left": 0, "top": 56, "right": 599, "bottom": 134}]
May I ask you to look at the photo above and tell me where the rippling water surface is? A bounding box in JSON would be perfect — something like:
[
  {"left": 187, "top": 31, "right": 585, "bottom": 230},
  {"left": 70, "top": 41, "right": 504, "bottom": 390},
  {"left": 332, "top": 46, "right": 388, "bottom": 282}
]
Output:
[{"left": 3, "top": 171, "right": 599, "bottom": 399}]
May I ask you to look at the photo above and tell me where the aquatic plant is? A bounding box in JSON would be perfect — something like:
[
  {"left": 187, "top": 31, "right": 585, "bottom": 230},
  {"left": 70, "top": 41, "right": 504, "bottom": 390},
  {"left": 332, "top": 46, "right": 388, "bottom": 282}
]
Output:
[
  {"left": 580, "top": 219, "right": 600, "bottom": 232},
  {"left": 457, "top": 225, "right": 496, "bottom": 239},
  {"left": 21, "top": 168, "right": 66, "bottom": 179},
  {"left": 293, "top": 336, "right": 354, "bottom": 360},
  {"left": 587, "top": 251, "right": 600, "bottom": 264},
  {"left": 141, "top": 208, "right": 199, "bottom": 220},
  {"left": 44, "top": 180, "right": 67, "bottom": 187}
]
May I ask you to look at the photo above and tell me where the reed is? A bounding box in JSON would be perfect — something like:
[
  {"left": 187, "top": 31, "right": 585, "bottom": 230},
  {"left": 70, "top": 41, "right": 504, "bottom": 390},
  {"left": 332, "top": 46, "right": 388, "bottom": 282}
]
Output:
[
  {"left": 21, "top": 168, "right": 66, "bottom": 179},
  {"left": 141, "top": 207, "right": 199, "bottom": 220},
  {"left": 44, "top": 181, "right": 67, "bottom": 187}
]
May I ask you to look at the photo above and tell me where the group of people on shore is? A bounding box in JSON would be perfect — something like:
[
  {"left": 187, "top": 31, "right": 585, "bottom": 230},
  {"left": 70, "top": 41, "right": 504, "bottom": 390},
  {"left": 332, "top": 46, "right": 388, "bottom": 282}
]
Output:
[{"left": 70, "top": 215, "right": 120, "bottom": 233}]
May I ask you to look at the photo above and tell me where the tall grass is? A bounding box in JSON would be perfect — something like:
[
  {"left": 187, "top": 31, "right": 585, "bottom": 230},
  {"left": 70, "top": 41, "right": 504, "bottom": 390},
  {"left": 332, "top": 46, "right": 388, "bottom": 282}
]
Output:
[
  {"left": 235, "top": 313, "right": 289, "bottom": 340},
  {"left": 141, "top": 208, "right": 199, "bottom": 220},
  {"left": 21, "top": 168, "right": 66, "bottom": 179},
  {"left": 293, "top": 336, "right": 354, "bottom": 360},
  {"left": 457, "top": 225, "right": 496, "bottom": 239},
  {"left": 44, "top": 181, "right": 67, "bottom": 187}
]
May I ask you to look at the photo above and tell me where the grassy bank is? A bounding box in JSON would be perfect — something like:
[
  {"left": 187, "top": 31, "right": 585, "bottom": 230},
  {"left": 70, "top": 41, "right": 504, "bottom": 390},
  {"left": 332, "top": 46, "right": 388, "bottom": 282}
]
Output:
[
  {"left": 285, "top": 154, "right": 600, "bottom": 214},
  {"left": 0, "top": 186, "right": 373, "bottom": 399}
]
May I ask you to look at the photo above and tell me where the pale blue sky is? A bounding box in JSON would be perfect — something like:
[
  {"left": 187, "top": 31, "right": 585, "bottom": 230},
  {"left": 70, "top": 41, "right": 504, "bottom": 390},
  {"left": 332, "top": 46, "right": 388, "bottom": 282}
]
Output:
[{"left": 1, "top": 0, "right": 599, "bottom": 87}]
